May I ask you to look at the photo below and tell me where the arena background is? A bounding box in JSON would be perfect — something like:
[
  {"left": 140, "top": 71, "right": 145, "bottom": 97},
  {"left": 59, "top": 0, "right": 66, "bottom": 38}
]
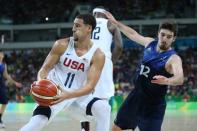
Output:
[{"left": 0, "top": 0, "right": 197, "bottom": 131}]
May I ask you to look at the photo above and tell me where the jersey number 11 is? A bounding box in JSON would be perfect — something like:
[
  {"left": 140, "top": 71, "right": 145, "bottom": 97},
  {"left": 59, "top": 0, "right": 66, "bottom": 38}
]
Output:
[{"left": 64, "top": 72, "right": 75, "bottom": 88}]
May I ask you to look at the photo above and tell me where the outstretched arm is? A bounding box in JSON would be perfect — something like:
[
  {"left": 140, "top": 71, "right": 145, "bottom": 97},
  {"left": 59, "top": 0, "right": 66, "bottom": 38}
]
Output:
[
  {"left": 3, "top": 64, "right": 22, "bottom": 87},
  {"left": 105, "top": 11, "right": 154, "bottom": 47},
  {"left": 53, "top": 48, "right": 105, "bottom": 104}
]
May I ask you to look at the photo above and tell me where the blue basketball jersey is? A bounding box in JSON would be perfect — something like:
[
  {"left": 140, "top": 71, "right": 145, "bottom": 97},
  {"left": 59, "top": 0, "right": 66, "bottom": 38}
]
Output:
[
  {"left": 0, "top": 63, "right": 5, "bottom": 87},
  {"left": 134, "top": 40, "right": 176, "bottom": 102}
]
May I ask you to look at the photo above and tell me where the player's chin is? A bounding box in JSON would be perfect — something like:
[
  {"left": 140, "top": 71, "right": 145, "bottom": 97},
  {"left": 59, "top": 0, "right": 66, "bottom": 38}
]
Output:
[
  {"left": 159, "top": 45, "right": 169, "bottom": 50},
  {"left": 73, "top": 36, "right": 78, "bottom": 41}
]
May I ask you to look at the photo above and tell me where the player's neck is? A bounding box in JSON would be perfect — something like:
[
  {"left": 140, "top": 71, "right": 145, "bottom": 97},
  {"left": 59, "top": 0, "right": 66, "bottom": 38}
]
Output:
[
  {"left": 74, "top": 39, "right": 92, "bottom": 50},
  {"left": 74, "top": 40, "right": 93, "bottom": 57},
  {"left": 156, "top": 45, "right": 171, "bottom": 53}
]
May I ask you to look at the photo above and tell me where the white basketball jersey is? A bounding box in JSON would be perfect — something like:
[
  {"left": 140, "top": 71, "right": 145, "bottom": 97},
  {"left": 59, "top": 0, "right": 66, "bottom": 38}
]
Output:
[
  {"left": 47, "top": 37, "right": 98, "bottom": 91},
  {"left": 91, "top": 18, "right": 114, "bottom": 99},
  {"left": 92, "top": 18, "right": 113, "bottom": 59}
]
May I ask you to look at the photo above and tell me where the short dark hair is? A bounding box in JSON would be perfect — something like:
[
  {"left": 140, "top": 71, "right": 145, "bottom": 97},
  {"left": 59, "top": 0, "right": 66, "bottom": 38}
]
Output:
[
  {"left": 159, "top": 20, "right": 178, "bottom": 36},
  {"left": 76, "top": 14, "right": 96, "bottom": 32}
]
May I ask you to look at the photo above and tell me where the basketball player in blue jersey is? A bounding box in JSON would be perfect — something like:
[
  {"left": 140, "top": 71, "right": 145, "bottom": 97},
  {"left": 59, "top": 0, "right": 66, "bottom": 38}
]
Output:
[
  {"left": 80, "top": 6, "right": 123, "bottom": 131},
  {"left": 20, "top": 14, "right": 110, "bottom": 131},
  {"left": 0, "top": 51, "right": 22, "bottom": 128},
  {"left": 105, "top": 12, "right": 184, "bottom": 131}
]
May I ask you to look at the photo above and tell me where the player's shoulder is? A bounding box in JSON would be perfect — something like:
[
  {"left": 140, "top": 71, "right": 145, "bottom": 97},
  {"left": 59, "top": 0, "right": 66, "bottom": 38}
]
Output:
[
  {"left": 91, "top": 47, "right": 105, "bottom": 66},
  {"left": 52, "top": 37, "right": 70, "bottom": 54},
  {"left": 93, "top": 48, "right": 105, "bottom": 61},
  {"left": 55, "top": 38, "right": 69, "bottom": 47},
  {"left": 166, "top": 54, "right": 182, "bottom": 67},
  {"left": 169, "top": 54, "right": 182, "bottom": 61},
  {"left": 144, "top": 38, "right": 156, "bottom": 47}
]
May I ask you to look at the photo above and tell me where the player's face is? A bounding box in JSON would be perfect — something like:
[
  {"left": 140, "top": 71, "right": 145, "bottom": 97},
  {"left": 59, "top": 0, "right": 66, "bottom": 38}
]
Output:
[
  {"left": 0, "top": 52, "right": 4, "bottom": 62},
  {"left": 72, "top": 18, "right": 91, "bottom": 42},
  {"left": 158, "top": 29, "right": 175, "bottom": 50},
  {"left": 94, "top": 12, "right": 107, "bottom": 18}
]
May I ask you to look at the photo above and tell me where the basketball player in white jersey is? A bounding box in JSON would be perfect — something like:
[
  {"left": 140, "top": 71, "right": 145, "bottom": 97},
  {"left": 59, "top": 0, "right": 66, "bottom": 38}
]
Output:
[
  {"left": 80, "top": 7, "right": 123, "bottom": 131},
  {"left": 20, "top": 14, "right": 108, "bottom": 131}
]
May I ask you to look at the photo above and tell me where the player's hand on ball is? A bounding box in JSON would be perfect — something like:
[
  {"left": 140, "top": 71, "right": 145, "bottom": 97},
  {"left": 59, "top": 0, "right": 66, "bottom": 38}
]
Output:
[
  {"left": 151, "top": 75, "right": 169, "bottom": 85},
  {"left": 30, "top": 81, "right": 37, "bottom": 90},
  {"left": 52, "top": 90, "right": 71, "bottom": 105},
  {"left": 31, "top": 79, "right": 61, "bottom": 106}
]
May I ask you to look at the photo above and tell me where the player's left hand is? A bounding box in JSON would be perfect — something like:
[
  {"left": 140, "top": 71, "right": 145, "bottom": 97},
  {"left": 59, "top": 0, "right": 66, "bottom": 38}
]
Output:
[
  {"left": 15, "top": 82, "right": 23, "bottom": 88},
  {"left": 151, "top": 75, "right": 169, "bottom": 85},
  {"left": 51, "top": 89, "right": 71, "bottom": 105}
]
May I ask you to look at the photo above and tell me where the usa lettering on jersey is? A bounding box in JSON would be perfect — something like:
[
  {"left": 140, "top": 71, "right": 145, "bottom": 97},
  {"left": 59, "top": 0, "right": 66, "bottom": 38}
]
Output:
[{"left": 63, "top": 57, "right": 85, "bottom": 72}]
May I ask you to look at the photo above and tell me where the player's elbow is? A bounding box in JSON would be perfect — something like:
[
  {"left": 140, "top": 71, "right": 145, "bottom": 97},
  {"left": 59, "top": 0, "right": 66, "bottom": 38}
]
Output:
[
  {"left": 113, "top": 44, "right": 123, "bottom": 56},
  {"left": 86, "top": 86, "right": 94, "bottom": 94},
  {"left": 179, "top": 78, "right": 184, "bottom": 85},
  {"left": 176, "top": 76, "right": 184, "bottom": 86}
]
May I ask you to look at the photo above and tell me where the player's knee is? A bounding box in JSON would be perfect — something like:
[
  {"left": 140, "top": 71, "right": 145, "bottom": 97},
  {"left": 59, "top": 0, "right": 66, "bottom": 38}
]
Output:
[
  {"left": 112, "top": 124, "right": 122, "bottom": 131},
  {"left": 33, "top": 106, "right": 51, "bottom": 119},
  {"left": 86, "top": 98, "right": 111, "bottom": 117},
  {"left": 86, "top": 98, "right": 101, "bottom": 116},
  {"left": 92, "top": 100, "right": 111, "bottom": 116}
]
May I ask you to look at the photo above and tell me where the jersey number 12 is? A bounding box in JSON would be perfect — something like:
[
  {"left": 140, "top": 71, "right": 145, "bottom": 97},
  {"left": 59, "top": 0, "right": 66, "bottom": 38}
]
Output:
[
  {"left": 92, "top": 27, "right": 101, "bottom": 40},
  {"left": 140, "top": 65, "right": 150, "bottom": 78}
]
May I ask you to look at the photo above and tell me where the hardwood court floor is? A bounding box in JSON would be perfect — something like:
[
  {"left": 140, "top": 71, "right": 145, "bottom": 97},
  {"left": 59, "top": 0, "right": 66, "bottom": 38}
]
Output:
[{"left": 1, "top": 104, "right": 197, "bottom": 131}]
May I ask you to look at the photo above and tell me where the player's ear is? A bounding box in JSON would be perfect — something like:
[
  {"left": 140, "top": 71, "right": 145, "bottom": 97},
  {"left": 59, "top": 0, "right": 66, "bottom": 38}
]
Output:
[
  {"left": 87, "top": 25, "right": 92, "bottom": 33},
  {"left": 172, "top": 36, "right": 176, "bottom": 42},
  {"left": 157, "top": 30, "right": 160, "bottom": 37}
]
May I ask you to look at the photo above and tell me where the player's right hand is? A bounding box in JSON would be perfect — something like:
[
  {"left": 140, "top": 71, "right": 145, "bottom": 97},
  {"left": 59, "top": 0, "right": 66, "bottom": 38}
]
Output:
[
  {"left": 151, "top": 75, "right": 169, "bottom": 85},
  {"left": 52, "top": 90, "right": 71, "bottom": 105}
]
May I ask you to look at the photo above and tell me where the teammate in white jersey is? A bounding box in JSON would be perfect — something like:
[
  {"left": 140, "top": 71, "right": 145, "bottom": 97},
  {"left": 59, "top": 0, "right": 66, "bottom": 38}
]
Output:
[
  {"left": 20, "top": 14, "right": 107, "bottom": 131},
  {"left": 80, "top": 6, "right": 123, "bottom": 131}
]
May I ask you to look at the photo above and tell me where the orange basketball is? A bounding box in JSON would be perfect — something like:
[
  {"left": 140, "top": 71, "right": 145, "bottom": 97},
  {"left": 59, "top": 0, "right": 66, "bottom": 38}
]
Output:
[{"left": 30, "top": 79, "right": 59, "bottom": 106}]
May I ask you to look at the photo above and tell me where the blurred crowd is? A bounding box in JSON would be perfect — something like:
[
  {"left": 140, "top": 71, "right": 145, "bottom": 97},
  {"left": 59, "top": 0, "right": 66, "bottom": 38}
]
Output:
[
  {"left": 3, "top": 49, "right": 50, "bottom": 102},
  {"left": 2, "top": 45, "right": 197, "bottom": 103},
  {"left": 0, "top": 0, "right": 196, "bottom": 24}
]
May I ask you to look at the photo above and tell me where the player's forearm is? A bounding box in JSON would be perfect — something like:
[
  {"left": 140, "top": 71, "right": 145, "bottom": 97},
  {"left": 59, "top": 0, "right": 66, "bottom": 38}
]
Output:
[
  {"left": 112, "top": 46, "right": 122, "bottom": 63},
  {"left": 37, "top": 68, "right": 49, "bottom": 81},
  {"left": 167, "top": 76, "right": 184, "bottom": 86},
  {"left": 116, "top": 21, "right": 138, "bottom": 38},
  {"left": 112, "top": 29, "right": 123, "bottom": 63},
  {"left": 68, "top": 85, "right": 93, "bottom": 98},
  {"left": 6, "top": 75, "right": 16, "bottom": 85}
]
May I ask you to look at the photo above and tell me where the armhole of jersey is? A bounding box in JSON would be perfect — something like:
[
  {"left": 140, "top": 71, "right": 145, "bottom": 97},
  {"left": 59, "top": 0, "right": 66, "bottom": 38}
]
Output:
[
  {"left": 59, "top": 37, "right": 72, "bottom": 58},
  {"left": 106, "top": 20, "right": 114, "bottom": 35},
  {"left": 145, "top": 40, "right": 156, "bottom": 49},
  {"left": 65, "top": 37, "right": 73, "bottom": 53},
  {"left": 90, "top": 45, "right": 99, "bottom": 66}
]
